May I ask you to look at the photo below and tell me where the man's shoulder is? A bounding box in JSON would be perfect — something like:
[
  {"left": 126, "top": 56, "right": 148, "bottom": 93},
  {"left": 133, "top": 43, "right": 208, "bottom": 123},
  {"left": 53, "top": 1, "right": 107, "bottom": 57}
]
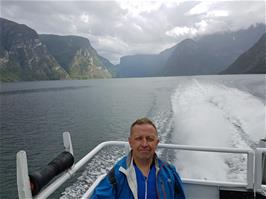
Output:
[
  {"left": 157, "top": 158, "right": 180, "bottom": 176},
  {"left": 106, "top": 155, "right": 128, "bottom": 190},
  {"left": 157, "top": 158, "right": 184, "bottom": 186},
  {"left": 110, "top": 155, "right": 128, "bottom": 174},
  {"left": 157, "top": 158, "right": 175, "bottom": 169}
]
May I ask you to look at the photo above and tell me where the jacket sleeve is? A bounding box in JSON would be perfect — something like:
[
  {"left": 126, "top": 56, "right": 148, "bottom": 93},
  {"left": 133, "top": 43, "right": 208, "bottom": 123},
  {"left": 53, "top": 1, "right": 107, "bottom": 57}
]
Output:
[
  {"left": 170, "top": 165, "right": 186, "bottom": 199},
  {"left": 90, "top": 175, "right": 115, "bottom": 199}
]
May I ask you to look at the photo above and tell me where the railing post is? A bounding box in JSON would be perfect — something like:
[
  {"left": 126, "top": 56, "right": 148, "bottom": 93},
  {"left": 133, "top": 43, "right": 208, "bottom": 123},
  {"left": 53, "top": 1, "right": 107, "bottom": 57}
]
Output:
[
  {"left": 63, "top": 132, "right": 73, "bottom": 155},
  {"left": 246, "top": 150, "right": 255, "bottom": 189},
  {"left": 259, "top": 139, "right": 266, "bottom": 185},
  {"left": 254, "top": 149, "right": 262, "bottom": 192},
  {"left": 16, "top": 151, "right": 32, "bottom": 199},
  {"left": 254, "top": 147, "right": 266, "bottom": 195}
]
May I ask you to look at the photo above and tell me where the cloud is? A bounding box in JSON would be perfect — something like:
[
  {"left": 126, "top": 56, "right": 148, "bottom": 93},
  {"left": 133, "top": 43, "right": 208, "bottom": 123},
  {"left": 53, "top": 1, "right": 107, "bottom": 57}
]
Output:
[
  {"left": 187, "top": 1, "right": 212, "bottom": 15},
  {"left": 166, "top": 26, "right": 198, "bottom": 37},
  {"left": 2, "top": 0, "right": 265, "bottom": 64}
]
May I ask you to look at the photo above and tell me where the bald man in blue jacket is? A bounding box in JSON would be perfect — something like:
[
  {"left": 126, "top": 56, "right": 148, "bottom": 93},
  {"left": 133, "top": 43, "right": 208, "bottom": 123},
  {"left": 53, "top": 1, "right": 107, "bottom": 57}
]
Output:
[{"left": 91, "top": 117, "right": 186, "bottom": 199}]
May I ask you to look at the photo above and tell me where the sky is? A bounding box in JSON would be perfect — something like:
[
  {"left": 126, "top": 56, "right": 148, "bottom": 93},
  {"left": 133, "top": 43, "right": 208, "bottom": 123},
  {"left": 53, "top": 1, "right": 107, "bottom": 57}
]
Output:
[{"left": 1, "top": 0, "right": 265, "bottom": 64}]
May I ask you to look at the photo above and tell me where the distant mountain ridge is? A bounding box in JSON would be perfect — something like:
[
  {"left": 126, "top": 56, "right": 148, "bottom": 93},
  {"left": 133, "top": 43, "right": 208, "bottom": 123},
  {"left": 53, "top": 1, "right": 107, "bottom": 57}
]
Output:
[
  {"left": 164, "top": 38, "right": 215, "bottom": 75},
  {"left": 221, "top": 33, "right": 266, "bottom": 74},
  {"left": 0, "top": 18, "right": 114, "bottom": 81},
  {"left": 1, "top": 17, "right": 265, "bottom": 82},
  {"left": 116, "top": 23, "right": 266, "bottom": 77},
  {"left": 116, "top": 45, "right": 174, "bottom": 78},
  {"left": 116, "top": 54, "right": 165, "bottom": 77}
]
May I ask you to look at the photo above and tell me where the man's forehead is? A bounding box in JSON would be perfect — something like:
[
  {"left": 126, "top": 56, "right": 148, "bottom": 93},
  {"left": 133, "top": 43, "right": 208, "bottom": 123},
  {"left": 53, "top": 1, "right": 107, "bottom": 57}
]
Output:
[
  {"left": 132, "top": 123, "right": 156, "bottom": 130},
  {"left": 131, "top": 124, "right": 157, "bottom": 135},
  {"left": 132, "top": 134, "right": 157, "bottom": 138}
]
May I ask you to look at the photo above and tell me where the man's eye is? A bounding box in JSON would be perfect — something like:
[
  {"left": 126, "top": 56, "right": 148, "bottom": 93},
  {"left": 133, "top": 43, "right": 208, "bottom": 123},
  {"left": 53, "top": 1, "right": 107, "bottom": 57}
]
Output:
[
  {"left": 146, "top": 137, "right": 154, "bottom": 142},
  {"left": 135, "top": 137, "right": 142, "bottom": 141}
]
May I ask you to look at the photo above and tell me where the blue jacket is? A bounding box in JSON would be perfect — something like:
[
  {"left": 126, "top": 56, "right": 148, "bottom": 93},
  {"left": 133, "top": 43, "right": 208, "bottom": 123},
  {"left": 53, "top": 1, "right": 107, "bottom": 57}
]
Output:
[{"left": 91, "top": 152, "right": 186, "bottom": 199}]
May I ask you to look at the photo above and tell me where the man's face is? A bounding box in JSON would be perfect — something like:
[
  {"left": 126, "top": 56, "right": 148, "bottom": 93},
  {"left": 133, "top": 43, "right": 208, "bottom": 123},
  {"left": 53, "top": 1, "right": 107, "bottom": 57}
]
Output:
[{"left": 129, "top": 123, "right": 159, "bottom": 162}]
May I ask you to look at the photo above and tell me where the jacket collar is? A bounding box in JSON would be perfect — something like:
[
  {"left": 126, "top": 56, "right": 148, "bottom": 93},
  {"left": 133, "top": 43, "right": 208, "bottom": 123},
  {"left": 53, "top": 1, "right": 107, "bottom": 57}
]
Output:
[
  {"left": 119, "top": 151, "right": 162, "bottom": 199},
  {"left": 119, "top": 151, "right": 138, "bottom": 198},
  {"left": 123, "top": 150, "right": 161, "bottom": 173}
]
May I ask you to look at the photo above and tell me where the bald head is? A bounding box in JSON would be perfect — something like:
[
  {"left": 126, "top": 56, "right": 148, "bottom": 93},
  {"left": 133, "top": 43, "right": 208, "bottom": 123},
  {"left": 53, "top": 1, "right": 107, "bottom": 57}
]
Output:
[{"left": 130, "top": 117, "right": 157, "bottom": 136}]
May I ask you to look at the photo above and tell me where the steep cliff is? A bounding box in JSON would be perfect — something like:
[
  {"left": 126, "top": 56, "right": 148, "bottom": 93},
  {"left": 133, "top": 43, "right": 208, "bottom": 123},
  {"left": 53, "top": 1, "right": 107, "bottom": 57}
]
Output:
[
  {"left": 222, "top": 33, "right": 266, "bottom": 74},
  {"left": 39, "top": 34, "right": 113, "bottom": 79},
  {"left": 0, "top": 18, "right": 69, "bottom": 81}
]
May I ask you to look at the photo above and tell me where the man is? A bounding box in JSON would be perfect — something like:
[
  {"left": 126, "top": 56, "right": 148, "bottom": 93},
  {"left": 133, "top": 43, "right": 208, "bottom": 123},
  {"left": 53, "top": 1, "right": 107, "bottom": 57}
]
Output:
[{"left": 91, "top": 117, "right": 186, "bottom": 199}]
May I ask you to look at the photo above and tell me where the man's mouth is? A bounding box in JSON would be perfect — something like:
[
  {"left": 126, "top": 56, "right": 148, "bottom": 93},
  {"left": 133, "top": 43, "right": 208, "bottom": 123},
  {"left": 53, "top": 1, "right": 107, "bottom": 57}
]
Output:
[{"left": 138, "top": 148, "right": 151, "bottom": 152}]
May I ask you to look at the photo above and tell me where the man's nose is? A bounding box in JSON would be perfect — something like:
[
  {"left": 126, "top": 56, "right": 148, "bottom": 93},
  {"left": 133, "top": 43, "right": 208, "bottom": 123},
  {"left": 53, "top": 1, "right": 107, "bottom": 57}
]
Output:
[{"left": 141, "top": 138, "right": 148, "bottom": 146}]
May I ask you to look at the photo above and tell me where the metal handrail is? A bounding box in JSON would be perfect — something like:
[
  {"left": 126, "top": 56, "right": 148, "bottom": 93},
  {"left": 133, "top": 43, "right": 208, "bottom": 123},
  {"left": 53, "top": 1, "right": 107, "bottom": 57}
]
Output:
[
  {"left": 158, "top": 143, "right": 255, "bottom": 189},
  {"left": 81, "top": 142, "right": 254, "bottom": 198},
  {"left": 17, "top": 133, "right": 257, "bottom": 199}
]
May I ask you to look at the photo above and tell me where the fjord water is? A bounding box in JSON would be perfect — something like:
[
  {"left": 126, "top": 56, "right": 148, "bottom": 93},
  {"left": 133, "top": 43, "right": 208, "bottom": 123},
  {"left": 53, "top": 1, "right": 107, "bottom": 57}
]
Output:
[{"left": 0, "top": 75, "right": 265, "bottom": 198}]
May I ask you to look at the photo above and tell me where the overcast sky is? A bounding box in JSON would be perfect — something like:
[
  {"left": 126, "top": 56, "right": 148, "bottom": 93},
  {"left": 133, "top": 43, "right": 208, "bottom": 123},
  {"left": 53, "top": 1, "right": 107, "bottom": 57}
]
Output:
[{"left": 2, "top": 0, "right": 265, "bottom": 64}]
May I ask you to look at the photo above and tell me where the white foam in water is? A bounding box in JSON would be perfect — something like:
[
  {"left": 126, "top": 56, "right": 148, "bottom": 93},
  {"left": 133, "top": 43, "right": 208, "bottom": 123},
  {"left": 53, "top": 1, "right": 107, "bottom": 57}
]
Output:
[
  {"left": 60, "top": 146, "right": 125, "bottom": 198},
  {"left": 171, "top": 79, "right": 265, "bottom": 182}
]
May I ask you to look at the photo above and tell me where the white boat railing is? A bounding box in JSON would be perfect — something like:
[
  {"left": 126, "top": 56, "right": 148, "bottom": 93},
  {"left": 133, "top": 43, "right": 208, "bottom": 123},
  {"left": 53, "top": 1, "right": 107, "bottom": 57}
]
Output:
[{"left": 17, "top": 132, "right": 266, "bottom": 199}]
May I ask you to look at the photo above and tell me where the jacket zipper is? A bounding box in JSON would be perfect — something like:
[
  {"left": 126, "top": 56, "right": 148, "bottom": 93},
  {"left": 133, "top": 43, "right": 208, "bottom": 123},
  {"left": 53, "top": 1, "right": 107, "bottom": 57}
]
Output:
[{"left": 145, "top": 177, "right": 148, "bottom": 199}]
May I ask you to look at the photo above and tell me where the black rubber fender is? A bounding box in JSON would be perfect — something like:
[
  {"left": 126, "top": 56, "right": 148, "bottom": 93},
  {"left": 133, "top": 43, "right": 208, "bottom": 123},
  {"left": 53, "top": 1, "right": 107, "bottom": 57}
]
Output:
[{"left": 29, "top": 151, "right": 74, "bottom": 195}]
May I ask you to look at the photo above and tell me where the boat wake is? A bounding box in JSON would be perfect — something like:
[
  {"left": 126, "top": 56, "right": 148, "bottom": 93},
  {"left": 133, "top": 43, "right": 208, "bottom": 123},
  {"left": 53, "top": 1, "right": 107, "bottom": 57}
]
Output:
[{"left": 171, "top": 78, "right": 265, "bottom": 182}]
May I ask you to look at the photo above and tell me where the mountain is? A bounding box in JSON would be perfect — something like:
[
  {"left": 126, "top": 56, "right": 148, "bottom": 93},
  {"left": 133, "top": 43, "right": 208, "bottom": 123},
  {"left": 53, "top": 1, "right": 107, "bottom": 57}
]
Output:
[
  {"left": 221, "top": 33, "right": 266, "bottom": 74},
  {"left": 164, "top": 23, "right": 266, "bottom": 76},
  {"left": 0, "top": 18, "right": 114, "bottom": 81},
  {"left": 164, "top": 38, "right": 217, "bottom": 75},
  {"left": 116, "top": 43, "right": 177, "bottom": 78},
  {"left": 117, "top": 23, "right": 266, "bottom": 77},
  {"left": 116, "top": 45, "right": 174, "bottom": 78},
  {"left": 116, "top": 54, "right": 165, "bottom": 77},
  {"left": 1, "top": 17, "right": 264, "bottom": 81},
  {"left": 39, "top": 34, "right": 114, "bottom": 79},
  {"left": 0, "top": 18, "right": 69, "bottom": 81}
]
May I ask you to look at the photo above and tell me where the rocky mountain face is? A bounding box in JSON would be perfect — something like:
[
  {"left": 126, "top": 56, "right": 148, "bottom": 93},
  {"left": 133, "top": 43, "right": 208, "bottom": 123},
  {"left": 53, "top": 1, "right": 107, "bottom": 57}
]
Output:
[
  {"left": 221, "top": 33, "right": 266, "bottom": 74},
  {"left": 116, "top": 24, "right": 266, "bottom": 77},
  {"left": 0, "top": 18, "right": 114, "bottom": 81},
  {"left": 0, "top": 18, "right": 69, "bottom": 81},
  {"left": 39, "top": 34, "right": 114, "bottom": 79}
]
